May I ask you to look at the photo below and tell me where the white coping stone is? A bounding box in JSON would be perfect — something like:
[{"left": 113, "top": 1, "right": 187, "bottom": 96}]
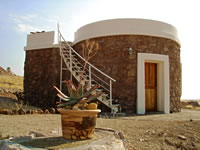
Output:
[
  {"left": 74, "top": 18, "right": 180, "bottom": 45},
  {"left": 24, "top": 31, "right": 58, "bottom": 51}
]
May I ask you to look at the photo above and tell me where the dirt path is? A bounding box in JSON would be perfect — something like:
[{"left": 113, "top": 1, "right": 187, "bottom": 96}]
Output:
[{"left": 0, "top": 109, "right": 200, "bottom": 150}]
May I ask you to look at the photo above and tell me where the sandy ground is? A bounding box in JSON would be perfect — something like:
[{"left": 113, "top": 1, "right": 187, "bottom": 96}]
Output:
[{"left": 0, "top": 109, "right": 200, "bottom": 150}]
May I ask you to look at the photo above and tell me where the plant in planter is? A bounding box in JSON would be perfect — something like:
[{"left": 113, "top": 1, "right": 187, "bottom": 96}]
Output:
[
  {"left": 54, "top": 40, "right": 102, "bottom": 140},
  {"left": 53, "top": 81, "right": 102, "bottom": 110}
]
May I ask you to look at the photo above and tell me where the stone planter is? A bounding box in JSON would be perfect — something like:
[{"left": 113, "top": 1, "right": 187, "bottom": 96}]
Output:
[{"left": 58, "top": 109, "right": 101, "bottom": 140}]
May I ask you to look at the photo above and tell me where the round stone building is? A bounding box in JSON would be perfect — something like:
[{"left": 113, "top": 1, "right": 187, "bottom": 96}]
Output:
[{"left": 73, "top": 18, "right": 181, "bottom": 114}]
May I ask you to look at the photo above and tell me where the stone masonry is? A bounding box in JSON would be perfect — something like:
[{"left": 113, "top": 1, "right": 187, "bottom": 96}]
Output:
[
  {"left": 24, "top": 48, "right": 61, "bottom": 108},
  {"left": 24, "top": 35, "right": 181, "bottom": 113},
  {"left": 73, "top": 35, "right": 181, "bottom": 113}
]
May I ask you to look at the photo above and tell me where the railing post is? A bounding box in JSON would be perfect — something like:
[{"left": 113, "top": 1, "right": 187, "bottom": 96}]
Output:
[
  {"left": 69, "top": 48, "right": 72, "bottom": 80},
  {"left": 57, "top": 24, "right": 60, "bottom": 52},
  {"left": 59, "top": 57, "right": 62, "bottom": 102},
  {"left": 58, "top": 30, "right": 62, "bottom": 102},
  {"left": 58, "top": 34, "right": 61, "bottom": 55},
  {"left": 89, "top": 66, "right": 92, "bottom": 88},
  {"left": 110, "top": 80, "right": 112, "bottom": 106}
]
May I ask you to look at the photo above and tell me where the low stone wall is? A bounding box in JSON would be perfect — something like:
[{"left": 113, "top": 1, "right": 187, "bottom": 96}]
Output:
[
  {"left": 0, "top": 87, "right": 22, "bottom": 93},
  {"left": 73, "top": 35, "right": 182, "bottom": 113}
]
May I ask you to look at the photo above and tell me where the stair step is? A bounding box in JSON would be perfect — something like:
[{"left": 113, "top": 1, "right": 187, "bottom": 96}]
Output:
[
  {"left": 61, "top": 49, "right": 69, "bottom": 52},
  {"left": 74, "top": 59, "right": 79, "bottom": 62},
  {"left": 72, "top": 64, "right": 81, "bottom": 68},
  {"left": 96, "top": 88, "right": 103, "bottom": 92},
  {"left": 62, "top": 68, "right": 68, "bottom": 71},
  {"left": 66, "top": 57, "right": 77, "bottom": 61},
  {"left": 62, "top": 50, "right": 69, "bottom": 53},
  {"left": 100, "top": 99, "right": 109, "bottom": 106},
  {"left": 85, "top": 79, "right": 95, "bottom": 82},
  {"left": 96, "top": 89, "right": 104, "bottom": 94},
  {"left": 102, "top": 97, "right": 116, "bottom": 105},
  {"left": 74, "top": 70, "right": 82, "bottom": 73},
  {"left": 72, "top": 64, "right": 82, "bottom": 68},
  {"left": 62, "top": 47, "right": 70, "bottom": 50},
  {"left": 74, "top": 66, "right": 82, "bottom": 70},
  {"left": 72, "top": 64, "right": 83, "bottom": 69},
  {"left": 72, "top": 61, "right": 82, "bottom": 66},
  {"left": 62, "top": 49, "right": 72, "bottom": 52},
  {"left": 72, "top": 67, "right": 82, "bottom": 71},
  {"left": 82, "top": 75, "right": 89, "bottom": 79},
  {"left": 102, "top": 93, "right": 108, "bottom": 97},
  {"left": 64, "top": 54, "right": 76, "bottom": 58}
]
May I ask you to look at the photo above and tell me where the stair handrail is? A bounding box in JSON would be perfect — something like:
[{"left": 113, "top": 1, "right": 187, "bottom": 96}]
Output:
[
  {"left": 58, "top": 28, "right": 116, "bottom": 82},
  {"left": 58, "top": 25, "right": 117, "bottom": 111}
]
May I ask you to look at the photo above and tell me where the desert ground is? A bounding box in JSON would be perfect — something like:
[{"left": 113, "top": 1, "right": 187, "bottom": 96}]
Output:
[
  {"left": 0, "top": 67, "right": 200, "bottom": 149},
  {"left": 0, "top": 109, "right": 200, "bottom": 150}
]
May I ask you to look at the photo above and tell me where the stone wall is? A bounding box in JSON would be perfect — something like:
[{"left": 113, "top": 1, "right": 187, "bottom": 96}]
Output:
[
  {"left": 73, "top": 35, "right": 181, "bottom": 113},
  {"left": 24, "top": 48, "right": 61, "bottom": 108},
  {"left": 24, "top": 35, "right": 181, "bottom": 113}
]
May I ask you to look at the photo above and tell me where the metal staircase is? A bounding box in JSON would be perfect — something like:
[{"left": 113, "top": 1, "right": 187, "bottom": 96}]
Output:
[{"left": 57, "top": 26, "right": 119, "bottom": 114}]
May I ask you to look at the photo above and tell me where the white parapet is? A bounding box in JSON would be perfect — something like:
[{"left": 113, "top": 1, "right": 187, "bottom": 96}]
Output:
[
  {"left": 74, "top": 18, "right": 180, "bottom": 45},
  {"left": 24, "top": 31, "right": 58, "bottom": 51}
]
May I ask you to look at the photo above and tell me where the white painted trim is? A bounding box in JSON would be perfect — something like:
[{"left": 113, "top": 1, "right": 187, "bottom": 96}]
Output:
[
  {"left": 74, "top": 18, "right": 180, "bottom": 45},
  {"left": 24, "top": 44, "right": 59, "bottom": 51},
  {"left": 24, "top": 31, "right": 59, "bottom": 51},
  {"left": 137, "top": 53, "right": 169, "bottom": 114}
]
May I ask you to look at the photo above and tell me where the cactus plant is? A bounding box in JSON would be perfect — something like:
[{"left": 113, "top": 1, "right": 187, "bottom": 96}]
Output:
[{"left": 53, "top": 82, "right": 102, "bottom": 109}]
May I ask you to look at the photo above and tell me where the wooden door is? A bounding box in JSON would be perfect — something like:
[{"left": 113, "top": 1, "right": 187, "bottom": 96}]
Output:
[{"left": 145, "top": 63, "right": 157, "bottom": 112}]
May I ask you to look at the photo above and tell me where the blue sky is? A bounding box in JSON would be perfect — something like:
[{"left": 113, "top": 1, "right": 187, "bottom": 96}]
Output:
[{"left": 0, "top": 0, "right": 200, "bottom": 99}]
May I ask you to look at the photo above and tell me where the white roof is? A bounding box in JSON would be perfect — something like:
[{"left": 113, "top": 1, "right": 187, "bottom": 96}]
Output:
[{"left": 74, "top": 18, "right": 180, "bottom": 45}]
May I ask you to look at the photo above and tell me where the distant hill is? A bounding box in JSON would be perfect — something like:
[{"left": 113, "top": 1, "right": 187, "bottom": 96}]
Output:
[
  {"left": 0, "top": 66, "right": 16, "bottom": 76},
  {"left": 0, "top": 66, "right": 23, "bottom": 91},
  {"left": 0, "top": 66, "right": 8, "bottom": 75}
]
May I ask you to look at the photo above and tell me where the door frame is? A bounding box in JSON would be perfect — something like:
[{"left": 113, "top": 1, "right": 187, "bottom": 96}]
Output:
[{"left": 137, "top": 53, "right": 170, "bottom": 114}]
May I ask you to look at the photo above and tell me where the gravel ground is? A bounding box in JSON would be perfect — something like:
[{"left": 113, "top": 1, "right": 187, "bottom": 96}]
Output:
[{"left": 0, "top": 109, "right": 200, "bottom": 150}]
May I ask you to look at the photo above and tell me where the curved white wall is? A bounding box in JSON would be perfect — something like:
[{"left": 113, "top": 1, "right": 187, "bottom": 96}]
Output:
[{"left": 74, "top": 18, "right": 180, "bottom": 45}]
